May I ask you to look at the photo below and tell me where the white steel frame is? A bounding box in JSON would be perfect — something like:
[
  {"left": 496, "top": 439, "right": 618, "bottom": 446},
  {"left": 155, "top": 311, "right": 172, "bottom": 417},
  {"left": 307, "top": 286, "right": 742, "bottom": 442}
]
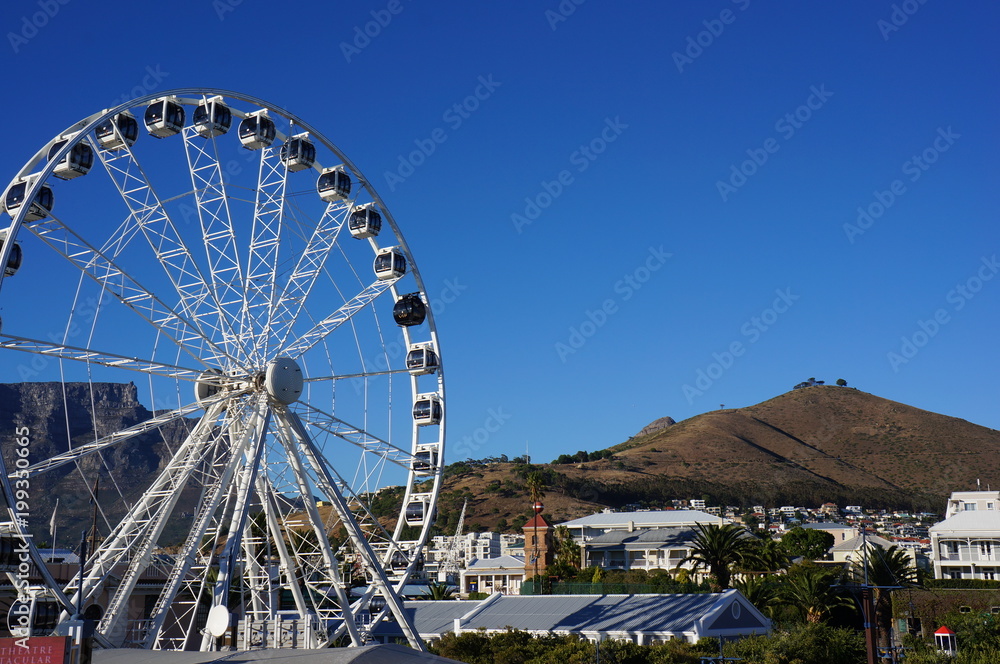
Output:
[{"left": 0, "top": 89, "right": 446, "bottom": 652}]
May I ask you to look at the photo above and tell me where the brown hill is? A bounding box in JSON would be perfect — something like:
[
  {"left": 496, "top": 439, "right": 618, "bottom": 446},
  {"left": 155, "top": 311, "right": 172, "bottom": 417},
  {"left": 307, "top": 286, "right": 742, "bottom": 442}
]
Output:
[{"left": 439, "top": 386, "right": 999, "bottom": 532}]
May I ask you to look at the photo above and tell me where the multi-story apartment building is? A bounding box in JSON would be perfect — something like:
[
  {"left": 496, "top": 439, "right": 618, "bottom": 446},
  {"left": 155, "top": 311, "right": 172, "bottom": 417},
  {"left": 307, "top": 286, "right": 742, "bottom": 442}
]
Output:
[{"left": 929, "top": 490, "right": 1000, "bottom": 580}]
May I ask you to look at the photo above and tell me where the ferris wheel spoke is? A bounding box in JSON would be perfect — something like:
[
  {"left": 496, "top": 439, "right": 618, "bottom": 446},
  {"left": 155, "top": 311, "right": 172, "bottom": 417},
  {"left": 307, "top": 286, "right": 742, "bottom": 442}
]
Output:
[
  {"left": 89, "top": 136, "right": 243, "bottom": 361},
  {"left": 296, "top": 403, "right": 416, "bottom": 470},
  {"left": 307, "top": 448, "right": 399, "bottom": 554},
  {"left": 239, "top": 144, "right": 289, "bottom": 364},
  {"left": 278, "top": 277, "right": 399, "bottom": 360},
  {"left": 0, "top": 333, "right": 207, "bottom": 381},
  {"left": 11, "top": 392, "right": 238, "bottom": 479},
  {"left": 267, "top": 199, "right": 353, "bottom": 353},
  {"left": 62, "top": 401, "right": 227, "bottom": 641},
  {"left": 272, "top": 408, "right": 421, "bottom": 649},
  {"left": 180, "top": 124, "right": 252, "bottom": 360},
  {"left": 304, "top": 368, "right": 411, "bottom": 382},
  {"left": 21, "top": 213, "right": 239, "bottom": 369}
]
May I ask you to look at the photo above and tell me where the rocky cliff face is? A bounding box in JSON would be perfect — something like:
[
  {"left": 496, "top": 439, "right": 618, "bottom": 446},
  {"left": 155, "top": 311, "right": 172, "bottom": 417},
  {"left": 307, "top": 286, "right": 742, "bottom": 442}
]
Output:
[{"left": 0, "top": 382, "right": 194, "bottom": 546}]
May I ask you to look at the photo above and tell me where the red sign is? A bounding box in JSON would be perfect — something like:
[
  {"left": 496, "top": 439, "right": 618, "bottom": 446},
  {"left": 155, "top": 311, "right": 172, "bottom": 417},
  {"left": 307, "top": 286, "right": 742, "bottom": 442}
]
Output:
[{"left": 0, "top": 636, "right": 69, "bottom": 664}]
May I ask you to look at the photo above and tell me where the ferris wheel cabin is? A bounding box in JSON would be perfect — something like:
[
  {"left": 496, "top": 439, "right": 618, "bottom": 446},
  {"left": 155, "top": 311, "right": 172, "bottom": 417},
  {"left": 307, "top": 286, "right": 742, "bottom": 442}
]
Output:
[
  {"left": 0, "top": 238, "right": 23, "bottom": 277},
  {"left": 47, "top": 140, "right": 94, "bottom": 180},
  {"left": 406, "top": 342, "right": 439, "bottom": 375},
  {"left": 374, "top": 247, "right": 406, "bottom": 281},
  {"left": 393, "top": 293, "right": 426, "bottom": 327},
  {"left": 412, "top": 445, "right": 439, "bottom": 474},
  {"left": 144, "top": 99, "right": 185, "bottom": 138},
  {"left": 405, "top": 496, "right": 432, "bottom": 526},
  {"left": 412, "top": 393, "right": 443, "bottom": 426},
  {"left": 6, "top": 595, "right": 60, "bottom": 637},
  {"left": 349, "top": 205, "right": 382, "bottom": 239},
  {"left": 238, "top": 112, "right": 276, "bottom": 149},
  {"left": 95, "top": 111, "right": 139, "bottom": 151},
  {"left": 4, "top": 180, "right": 53, "bottom": 223},
  {"left": 193, "top": 97, "right": 232, "bottom": 138},
  {"left": 317, "top": 166, "right": 352, "bottom": 201},
  {"left": 280, "top": 134, "right": 316, "bottom": 172}
]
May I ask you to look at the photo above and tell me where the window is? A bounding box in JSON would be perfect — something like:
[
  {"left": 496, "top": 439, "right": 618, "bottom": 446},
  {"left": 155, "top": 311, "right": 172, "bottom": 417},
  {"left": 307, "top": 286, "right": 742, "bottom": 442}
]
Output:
[
  {"left": 964, "top": 503, "right": 977, "bottom": 511},
  {"left": 980, "top": 542, "right": 993, "bottom": 558}
]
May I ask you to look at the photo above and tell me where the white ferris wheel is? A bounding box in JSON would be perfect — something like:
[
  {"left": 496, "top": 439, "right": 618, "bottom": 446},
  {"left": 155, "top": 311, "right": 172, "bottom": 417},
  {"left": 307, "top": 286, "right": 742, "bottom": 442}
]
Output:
[{"left": 0, "top": 89, "right": 444, "bottom": 651}]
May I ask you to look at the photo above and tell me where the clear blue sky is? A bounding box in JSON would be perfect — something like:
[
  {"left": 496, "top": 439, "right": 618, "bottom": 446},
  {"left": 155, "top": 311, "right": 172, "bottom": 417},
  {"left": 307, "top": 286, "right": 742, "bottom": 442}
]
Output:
[{"left": 1, "top": 1, "right": 997, "bottom": 468}]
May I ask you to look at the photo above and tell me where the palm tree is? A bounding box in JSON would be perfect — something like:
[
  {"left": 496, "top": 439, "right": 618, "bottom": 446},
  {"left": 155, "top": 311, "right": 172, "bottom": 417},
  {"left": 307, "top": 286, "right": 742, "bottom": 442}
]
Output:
[
  {"left": 778, "top": 563, "right": 854, "bottom": 623},
  {"left": 733, "top": 575, "right": 782, "bottom": 618},
  {"left": 741, "top": 535, "right": 789, "bottom": 575},
  {"left": 525, "top": 472, "right": 545, "bottom": 504},
  {"left": 678, "top": 523, "right": 756, "bottom": 591},
  {"left": 426, "top": 580, "right": 456, "bottom": 600},
  {"left": 851, "top": 543, "right": 919, "bottom": 647}
]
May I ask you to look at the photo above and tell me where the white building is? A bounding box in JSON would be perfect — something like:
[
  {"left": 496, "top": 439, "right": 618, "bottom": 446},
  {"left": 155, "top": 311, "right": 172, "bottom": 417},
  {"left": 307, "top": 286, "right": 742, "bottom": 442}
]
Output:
[
  {"left": 582, "top": 527, "right": 697, "bottom": 572},
  {"left": 930, "top": 490, "right": 1000, "bottom": 580},
  {"left": 427, "top": 531, "right": 502, "bottom": 570},
  {"left": 499, "top": 533, "right": 523, "bottom": 557},
  {"left": 460, "top": 555, "right": 525, "bottom": 595},
  {"left": 559, "top": 510, "right": 724, "bottom": 544}
]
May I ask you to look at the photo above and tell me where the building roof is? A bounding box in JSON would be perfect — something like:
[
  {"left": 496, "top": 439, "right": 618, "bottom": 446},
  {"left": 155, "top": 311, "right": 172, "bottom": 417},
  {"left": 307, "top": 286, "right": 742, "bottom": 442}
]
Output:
[
  {"left": 466, "top": 555, "right": 525, "bottom": 571},
  {"left": 560, "top": 510, "right": 722, "bottom": 529},
  {"left": 930, "top": 510, "right": 1000, "bottom": 534},
  {"left": 830, "top": 534, "right": 894, "bottom": 552},
  {"left": 375, "top": 591, "right": 769, "bottom": 642},
  {"left": 801, "top": 523, "right": 856, "bottom": 531},
  {"left": 585, "top": 527, "right": 696, "bottom": 550},
  {"left": 524, "top": 513, "right": 552, "bottom": 530},
  {"left": 94, "top": 644, "right": 461, "bottom": 663}
]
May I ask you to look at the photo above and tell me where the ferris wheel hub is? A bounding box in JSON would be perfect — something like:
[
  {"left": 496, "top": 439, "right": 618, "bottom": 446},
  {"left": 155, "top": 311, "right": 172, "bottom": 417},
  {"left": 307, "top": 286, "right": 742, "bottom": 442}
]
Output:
[{"left": 264, "top": 356, "right": 303, "bottom": 405}]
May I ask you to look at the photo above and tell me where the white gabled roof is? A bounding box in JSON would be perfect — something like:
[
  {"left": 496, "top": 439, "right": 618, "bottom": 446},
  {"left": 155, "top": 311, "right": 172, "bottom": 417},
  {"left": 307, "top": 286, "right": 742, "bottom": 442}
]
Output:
[
  {"left": 930, "top": 510, "right": 1000, "bottom": 535},
  {"left": 375, "top": 591, "right": 770, "bottom": 642},
  {"left": 465, "top": 555, "right": 525, "bottom": 570},
  {"left": 560, "top": 510, "right": 723, "bottom": 529}
]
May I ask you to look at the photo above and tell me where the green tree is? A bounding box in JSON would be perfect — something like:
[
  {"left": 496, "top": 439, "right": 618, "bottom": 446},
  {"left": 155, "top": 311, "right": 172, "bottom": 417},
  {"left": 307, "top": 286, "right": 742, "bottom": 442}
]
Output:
[
  {"left": 727, "top": 622, "right": 866, "bottom": 664},
  {"left": 777, "top": 563, "right": 855, "bottom": 624},
  {"left": 780, "top": 526, "right": 836, "bottom": 560},
  {"left": 678, "top": 523, "right": 757, "bottom": 591},
  {"left": 836, "top": 378, "right": 848, "bottom": 386},
  {"left": 548, "top": 525, "right": 581, "bottom": 578}
]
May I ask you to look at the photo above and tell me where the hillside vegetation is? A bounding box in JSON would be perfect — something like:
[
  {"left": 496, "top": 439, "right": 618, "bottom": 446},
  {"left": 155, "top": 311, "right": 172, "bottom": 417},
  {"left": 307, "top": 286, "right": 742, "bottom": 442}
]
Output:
[{"left": 438, "top": 385, "right": 1000, "bottom": 532}]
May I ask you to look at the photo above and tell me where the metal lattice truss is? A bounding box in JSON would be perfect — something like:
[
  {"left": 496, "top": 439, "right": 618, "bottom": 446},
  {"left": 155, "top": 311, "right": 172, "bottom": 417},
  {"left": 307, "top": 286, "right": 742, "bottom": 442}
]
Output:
[{"left": 0, "top": 89, "right": 446, "bottom": 653}]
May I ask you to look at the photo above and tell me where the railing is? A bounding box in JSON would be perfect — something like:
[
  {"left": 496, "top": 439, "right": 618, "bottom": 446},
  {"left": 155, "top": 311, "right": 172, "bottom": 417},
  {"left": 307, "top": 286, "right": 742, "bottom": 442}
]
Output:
[{"left": 938, "top": 551, "right": 998, "bottom": 562}]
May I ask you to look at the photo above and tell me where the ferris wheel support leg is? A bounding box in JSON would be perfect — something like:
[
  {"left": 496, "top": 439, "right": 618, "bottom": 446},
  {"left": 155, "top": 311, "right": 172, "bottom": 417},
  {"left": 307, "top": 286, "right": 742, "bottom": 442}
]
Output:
[
  {"left": 62, "top": 401, "right": 227, "bottom": 643},
  {"left": 201, "top": 402, "right": 270, "bottom": 651},
  {"left": 249, "top": 476, "right": 300, "bottom": 618},
  {"left": 141, "top": 427, "right": 246, "bottom": 649},
  {"left": 271, "top": 411, "right": 364, "bottom": 646},
  {"left": 276, "top": 409, "right": 425, "bottom": 651}
]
